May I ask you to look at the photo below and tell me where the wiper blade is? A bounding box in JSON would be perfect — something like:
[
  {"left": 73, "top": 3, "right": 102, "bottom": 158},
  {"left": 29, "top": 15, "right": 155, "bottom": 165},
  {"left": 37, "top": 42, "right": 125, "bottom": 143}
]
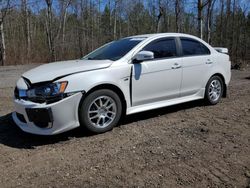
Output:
[{"left": 87, "top": 57, "right": 112, "bottom": 61}]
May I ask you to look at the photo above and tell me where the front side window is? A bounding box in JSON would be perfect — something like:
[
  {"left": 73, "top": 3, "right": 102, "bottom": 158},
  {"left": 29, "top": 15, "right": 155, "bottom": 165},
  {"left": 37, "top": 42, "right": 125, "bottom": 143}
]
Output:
[
  {"left": 180, "top": 38, "right": 210, "bottom": 56},
  {"left": 143, "top": 38, "right": 177, "bottom": 59},
  {"left": 83, "top": 37, "right": 146, "bottom": 61}
]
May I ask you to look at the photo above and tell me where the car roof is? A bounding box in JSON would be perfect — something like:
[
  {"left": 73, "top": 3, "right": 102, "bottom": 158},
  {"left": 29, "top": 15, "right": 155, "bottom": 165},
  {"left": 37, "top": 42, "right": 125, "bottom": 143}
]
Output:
[{"left": 120, "top": 33, "right": 217, "bottom": 61}]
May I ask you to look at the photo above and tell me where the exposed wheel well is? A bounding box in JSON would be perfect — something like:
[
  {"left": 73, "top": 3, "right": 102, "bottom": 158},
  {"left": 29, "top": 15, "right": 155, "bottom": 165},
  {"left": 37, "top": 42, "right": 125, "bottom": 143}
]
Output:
[
  {"left": 210, "top": 73, "right": 227, "bottom": 97},
  {"left": 82, "top": 84, "right": 127, "bottom": 116}
]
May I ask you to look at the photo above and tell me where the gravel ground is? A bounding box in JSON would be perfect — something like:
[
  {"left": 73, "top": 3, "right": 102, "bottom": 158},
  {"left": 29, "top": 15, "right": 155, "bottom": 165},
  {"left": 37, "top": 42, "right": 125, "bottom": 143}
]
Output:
[{"left": 0, "top": 64, "right": 249, "bottom": 187}]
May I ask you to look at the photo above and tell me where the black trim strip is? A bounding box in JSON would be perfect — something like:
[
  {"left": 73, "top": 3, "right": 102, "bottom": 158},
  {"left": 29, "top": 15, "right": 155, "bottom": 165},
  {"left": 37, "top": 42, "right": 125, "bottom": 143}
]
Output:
[
  {"left": 175, "top": 37, "right": 182, "bottom": 57},
  {"left": 129, "top": 65, "right": 133, "bottom": 106}
]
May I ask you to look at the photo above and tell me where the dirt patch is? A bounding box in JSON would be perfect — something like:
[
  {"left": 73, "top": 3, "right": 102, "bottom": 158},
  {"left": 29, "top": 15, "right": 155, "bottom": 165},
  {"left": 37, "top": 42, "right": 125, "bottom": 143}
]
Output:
[{"left": 0, "top": 65, "right": 249, "bottom": 187}]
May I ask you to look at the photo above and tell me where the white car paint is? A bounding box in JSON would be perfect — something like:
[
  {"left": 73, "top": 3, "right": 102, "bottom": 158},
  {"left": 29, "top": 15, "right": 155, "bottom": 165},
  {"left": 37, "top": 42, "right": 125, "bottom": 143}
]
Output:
[
  {"left": 22, "top": 59, "right": 113, "bottom": 84},
  {"left": 131, "top": 57, "right": 182, "bottom": 106},
  {"left": 13, "top": 93, "right": 82, "bottom": 135},
  {"left": 12, "top": 33, "right": 231, "bottom": 135}
]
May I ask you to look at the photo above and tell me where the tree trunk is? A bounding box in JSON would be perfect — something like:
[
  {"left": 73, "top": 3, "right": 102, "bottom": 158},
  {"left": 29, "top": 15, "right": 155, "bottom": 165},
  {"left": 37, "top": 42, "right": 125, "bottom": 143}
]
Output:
[
  {"left": 0, "top": 19, "right": 6, "bottom": 66},
  {"left": 225, "top": 0, "right": 231, "bottom": 47},
  {"left": 45, "top": 0, "right": 55, "bottom": 62},
  {"left": 119, "top": 8, "right": 122, "bottom": 38},
  {"left": 219, "top": 0, "right": 224, "bottom": 46},
  {"left": 198, "top": 0, "right": 203, "bottom": 39},
  {"left": 206, "top": 1, "right": 211, "bottom": 43},
  {"left": 91, "top": 1, "right": 94, "bottom": 50},
  {"left": 156, "top": 5, "right": 163, "bottom": 33},
  {"left": 113, "top": 0, "right": 118, "bottom": 40},
  {"left": 243, "top": 12, "right": 247, "bottom": 61},
  {"left": 0, "top": 1, "right": 10, "bottom": 66},
  {"left": 62, "top": 8, "right": 68, "bottom": 54},
  {"left": 175, "top": 0, "right": 181, "bottom": 32},
  {"left": 198, "top": 0, "right": 210, "bottom": 39},
  {"left": 58, "top": 0, "right": 71, "bottom": 57},
  {"left": 22, "top": 0, "right": 31, "bottom": 63},
  {"left": 206, "top": 0, "right": 215, "bottom": 44},
  {"left": 109, "top": 0, "right": 112, "bottom": 36},
  {"left": 230, "top": 0, "right": 236, "bottom": 57},
  {"left": 97, "top": 0, "right": 101, "bottom": 43}
]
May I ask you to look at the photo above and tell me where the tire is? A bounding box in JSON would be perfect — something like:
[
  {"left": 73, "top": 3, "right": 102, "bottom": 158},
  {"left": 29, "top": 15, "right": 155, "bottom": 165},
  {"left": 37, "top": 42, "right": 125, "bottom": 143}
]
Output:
[
  {"left": 79, "top": 89, "right": 122, "bottom": 133},
  {"left": 205, "top": 75, "right": 224, "bottom": 105}
]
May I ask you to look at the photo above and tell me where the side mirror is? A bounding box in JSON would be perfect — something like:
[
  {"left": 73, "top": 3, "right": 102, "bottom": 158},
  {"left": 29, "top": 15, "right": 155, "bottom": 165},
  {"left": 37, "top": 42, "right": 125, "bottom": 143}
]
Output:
[
  {"left": 133, "top": 51, "right": 154, "bottom": 63},
  {"left": 214, "top": 47, "right": 229, "bottom": 54}
]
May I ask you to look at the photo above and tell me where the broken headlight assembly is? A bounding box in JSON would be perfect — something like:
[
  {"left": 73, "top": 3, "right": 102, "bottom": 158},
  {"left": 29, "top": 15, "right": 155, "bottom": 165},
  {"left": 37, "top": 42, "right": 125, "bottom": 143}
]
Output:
[{"left": 26, "top": 81, "right": 68, "bottom": 104}]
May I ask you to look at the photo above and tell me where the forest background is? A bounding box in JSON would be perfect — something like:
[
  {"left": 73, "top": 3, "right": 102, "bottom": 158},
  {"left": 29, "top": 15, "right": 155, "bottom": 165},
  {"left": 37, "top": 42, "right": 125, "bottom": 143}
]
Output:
[{"left": 0, "top": 0, "right": 249, "bottom": 68}]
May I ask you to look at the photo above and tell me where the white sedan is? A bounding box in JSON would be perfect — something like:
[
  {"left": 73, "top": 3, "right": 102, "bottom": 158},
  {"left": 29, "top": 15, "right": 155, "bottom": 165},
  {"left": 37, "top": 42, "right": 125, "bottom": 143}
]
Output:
[{"left": 12, "top": 33, "right": 231, "bottom": 135}]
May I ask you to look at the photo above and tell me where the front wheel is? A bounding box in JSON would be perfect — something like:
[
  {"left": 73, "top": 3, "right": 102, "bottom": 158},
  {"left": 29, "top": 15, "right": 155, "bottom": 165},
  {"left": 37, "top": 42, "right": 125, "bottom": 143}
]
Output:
[
  {"left": 205, "top": 75, "right": 224, "bottom": 105},
  {"left": 79, "top": 89, "right": 122, "bottom": 133}
]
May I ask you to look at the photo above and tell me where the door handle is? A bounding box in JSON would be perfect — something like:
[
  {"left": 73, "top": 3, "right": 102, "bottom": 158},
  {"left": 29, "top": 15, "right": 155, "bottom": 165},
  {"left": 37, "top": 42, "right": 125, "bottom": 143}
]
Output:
[
  {"left": 206, "top": 59, "right": 213, "bottom": 64},
  {"left": 172, "top": 63, "right": 182, "bottom": 69}
]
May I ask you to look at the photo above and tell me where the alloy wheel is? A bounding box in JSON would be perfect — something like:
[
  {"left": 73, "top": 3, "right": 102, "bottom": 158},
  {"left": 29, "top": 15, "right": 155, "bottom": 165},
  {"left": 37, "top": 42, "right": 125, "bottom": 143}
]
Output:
[
  {"left": 208, "top": 79, "right": 222, "bottom": 102},
  {"left": 87, "top": 96, "right": 117, "bottom": 129}
]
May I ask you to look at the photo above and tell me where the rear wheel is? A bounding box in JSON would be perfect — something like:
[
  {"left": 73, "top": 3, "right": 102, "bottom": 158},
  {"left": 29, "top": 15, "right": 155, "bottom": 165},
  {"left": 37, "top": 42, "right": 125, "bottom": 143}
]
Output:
[
  {"left": 79, "top": 89, "right": 122, "bottom": 133},
  {"left": 205, "top": 75, "right": 224, "bottom": 105}
]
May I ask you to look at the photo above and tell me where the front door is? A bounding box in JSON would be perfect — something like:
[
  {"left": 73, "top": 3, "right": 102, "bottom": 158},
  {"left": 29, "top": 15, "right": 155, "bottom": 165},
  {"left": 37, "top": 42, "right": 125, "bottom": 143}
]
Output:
[{"left": 131, "top": 38, "right": 182, "bottom": 106}]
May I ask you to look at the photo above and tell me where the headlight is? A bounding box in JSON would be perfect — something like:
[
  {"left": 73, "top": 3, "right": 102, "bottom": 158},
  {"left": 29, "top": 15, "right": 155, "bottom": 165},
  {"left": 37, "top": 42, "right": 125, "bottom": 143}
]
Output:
[{"left": 26, "top": 81, "right": 68, "bottom": 103}]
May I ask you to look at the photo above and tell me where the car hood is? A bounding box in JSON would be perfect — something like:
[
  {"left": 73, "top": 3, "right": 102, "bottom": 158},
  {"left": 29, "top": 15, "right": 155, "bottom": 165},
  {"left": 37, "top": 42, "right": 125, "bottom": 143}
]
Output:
[{"left": 22, "top": 59, "right": 113, "bottom": 84}]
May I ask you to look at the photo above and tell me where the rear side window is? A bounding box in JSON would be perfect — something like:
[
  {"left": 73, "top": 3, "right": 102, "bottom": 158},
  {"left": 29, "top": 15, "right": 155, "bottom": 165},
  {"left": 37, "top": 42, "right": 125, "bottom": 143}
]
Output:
[
  {"left": 143, "top": 38, "right": 177, "bottom": 59},
  {"left": 180, "top": 38, "right": 210, "bottom": 56}
]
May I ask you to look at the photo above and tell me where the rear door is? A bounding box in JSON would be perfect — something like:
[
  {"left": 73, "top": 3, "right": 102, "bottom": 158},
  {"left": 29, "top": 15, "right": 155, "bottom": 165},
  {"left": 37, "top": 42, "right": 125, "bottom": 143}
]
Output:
[{"left": 179, "top": 37, "right": 212, "bottom": 97}]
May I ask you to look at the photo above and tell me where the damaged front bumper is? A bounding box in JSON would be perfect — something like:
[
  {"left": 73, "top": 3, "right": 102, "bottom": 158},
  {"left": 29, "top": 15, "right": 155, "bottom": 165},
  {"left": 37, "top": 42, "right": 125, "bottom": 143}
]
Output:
[{"left": 12, "top": 92, "right": 83, "bottom": 135}]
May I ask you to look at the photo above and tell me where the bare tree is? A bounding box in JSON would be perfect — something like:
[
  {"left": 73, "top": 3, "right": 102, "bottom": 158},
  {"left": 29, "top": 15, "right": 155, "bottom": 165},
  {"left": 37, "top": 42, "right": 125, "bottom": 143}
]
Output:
[
  {"left": 198, "top": 0, "right": 209, "bottom": 39},
  {"left": 161, "top": 0, "right": 170, "bottom": 32},
  {"left": 97, "top": 0, "right": 101, "bottom": 42},
  {"left": 0, "top": 0, "right": 10, "bottom": 66},
  {"left": 225, "top": 0, "right": 231, "bottom": 41},
  {"left": 229, "top": 0, "right": 236, "bottom": 52},
  {"left": 21, "top": 0, "right": 31, "bottom": 63},
  {"left": 109, "top": 0, "right": 112, "bottom": 35},
  {"left": 59, "top": 0, "right": 71, "bottom": 54},
  {"left": 156, "top": 1, "right": 163, "bottom": 33},
  {"left": 0, "top": 0, "right": 249, "bottom": 67},
  {"left": 175, "top": 0, "right": 181, "bottom": 32},
  {"left": 44, "top": 0, "right": 71, "bottom": 61},
  {"left": 113, "top": 0, "right": 118, "bottom": 39},
  {"left": 44, "top": 0, "right": 55, "bottom": 61},
  {"left": 206, "top": 0, "right": 216, "bottom": 43},
  {"left": 218, "top": 0, "right": 225, "bottom": 45}
]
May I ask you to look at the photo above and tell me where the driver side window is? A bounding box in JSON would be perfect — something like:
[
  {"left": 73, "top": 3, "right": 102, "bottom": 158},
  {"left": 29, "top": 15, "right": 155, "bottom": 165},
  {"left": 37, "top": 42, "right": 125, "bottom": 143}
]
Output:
[{"left": 143, "top": 38, "right": 177, "bottom": 59}]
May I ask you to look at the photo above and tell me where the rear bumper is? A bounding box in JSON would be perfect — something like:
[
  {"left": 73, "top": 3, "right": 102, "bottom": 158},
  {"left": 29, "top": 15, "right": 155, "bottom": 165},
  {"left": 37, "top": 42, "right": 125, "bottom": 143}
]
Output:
[{"left": 12, "top": 92, "right": 82, "bottom": 135}]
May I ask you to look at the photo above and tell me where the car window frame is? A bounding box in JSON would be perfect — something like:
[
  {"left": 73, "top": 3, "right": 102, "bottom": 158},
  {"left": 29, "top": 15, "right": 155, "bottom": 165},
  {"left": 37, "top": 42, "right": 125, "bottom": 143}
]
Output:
[
  {"left": 178, "top": 37, "right": 211, "bottom": 57},
  {"left": 139, "top": 37, "right": 181, "bottom": 61}
]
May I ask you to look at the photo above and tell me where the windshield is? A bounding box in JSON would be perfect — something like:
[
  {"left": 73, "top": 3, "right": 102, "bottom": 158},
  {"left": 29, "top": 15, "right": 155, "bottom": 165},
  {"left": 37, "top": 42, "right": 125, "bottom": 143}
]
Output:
[{"left": 83, "top": 37, "right": 146, "bottom": 61}]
